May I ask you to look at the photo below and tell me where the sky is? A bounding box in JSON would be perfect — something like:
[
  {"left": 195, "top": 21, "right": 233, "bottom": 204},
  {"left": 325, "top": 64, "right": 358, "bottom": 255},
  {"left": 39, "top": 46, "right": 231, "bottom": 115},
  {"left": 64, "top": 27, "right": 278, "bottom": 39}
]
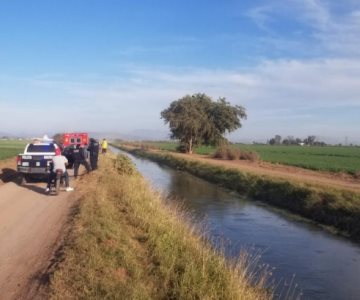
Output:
[{"left": 1, "top": 0, "right": 360, "bottom": 144}]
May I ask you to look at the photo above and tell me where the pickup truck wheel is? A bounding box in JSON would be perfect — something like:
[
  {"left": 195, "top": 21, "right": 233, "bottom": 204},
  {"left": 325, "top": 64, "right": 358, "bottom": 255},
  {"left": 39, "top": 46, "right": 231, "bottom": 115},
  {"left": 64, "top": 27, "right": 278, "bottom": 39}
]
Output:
[{"left": 16, "top": 174, "right": 27, "bottom": 185}]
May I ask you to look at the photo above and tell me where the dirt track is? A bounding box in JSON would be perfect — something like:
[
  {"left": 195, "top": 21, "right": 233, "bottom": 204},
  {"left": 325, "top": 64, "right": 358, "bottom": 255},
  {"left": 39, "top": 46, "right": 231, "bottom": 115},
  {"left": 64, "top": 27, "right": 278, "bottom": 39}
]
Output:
[
  {"left": 166, "top": 151, "right": 360, "bottom": 193},
  {"left": 0, "top": 160, "right": 82, "bottom": 299}
]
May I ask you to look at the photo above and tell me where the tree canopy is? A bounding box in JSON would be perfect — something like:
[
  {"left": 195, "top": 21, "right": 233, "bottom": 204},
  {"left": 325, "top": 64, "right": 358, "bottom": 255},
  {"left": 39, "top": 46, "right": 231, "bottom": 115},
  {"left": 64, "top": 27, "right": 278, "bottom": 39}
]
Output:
[
  {"left": 52, "top": 133, "right": 64, "bottom": 146},
  {"left": 161, "top": 93, "right": 246, "bottom": 153}
]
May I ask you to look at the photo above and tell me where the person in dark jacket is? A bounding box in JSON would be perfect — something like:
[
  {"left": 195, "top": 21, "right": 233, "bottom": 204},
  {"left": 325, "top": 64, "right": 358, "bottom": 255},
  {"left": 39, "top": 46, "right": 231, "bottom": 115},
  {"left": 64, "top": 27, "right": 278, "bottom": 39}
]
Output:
[
  {"left": 73, "top": 144, "right": 91, "bottom": 178},
  {"left": 87, "top": 138, "right": 99, "bottom": 170}
]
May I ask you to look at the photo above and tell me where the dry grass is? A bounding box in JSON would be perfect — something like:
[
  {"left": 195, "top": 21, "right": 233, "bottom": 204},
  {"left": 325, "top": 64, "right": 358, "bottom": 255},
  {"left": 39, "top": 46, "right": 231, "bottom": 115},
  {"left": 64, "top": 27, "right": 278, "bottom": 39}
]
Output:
[
  {"left": 213, "top": 145, "right": 260, "bottom": 162},
  {"left": 50, "top": 154, "right": 272, "bottom": 299}
]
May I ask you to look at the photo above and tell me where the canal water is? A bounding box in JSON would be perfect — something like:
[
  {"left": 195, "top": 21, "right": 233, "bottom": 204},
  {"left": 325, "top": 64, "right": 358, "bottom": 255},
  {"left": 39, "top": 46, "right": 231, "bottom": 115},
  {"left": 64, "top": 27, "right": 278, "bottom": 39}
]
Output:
[{"left": 111, "top": 147, "right": 360, "bottom": 299}]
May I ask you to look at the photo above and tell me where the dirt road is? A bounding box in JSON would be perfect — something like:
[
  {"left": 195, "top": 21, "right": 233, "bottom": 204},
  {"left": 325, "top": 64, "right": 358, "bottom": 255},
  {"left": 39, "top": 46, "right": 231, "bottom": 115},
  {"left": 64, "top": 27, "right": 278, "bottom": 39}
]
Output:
[
  {"left": 0, "top": 161, "right": 80, "bottom": 299},
  {"left": 165, "top": 151, "right": 360, "bottom": 193}
]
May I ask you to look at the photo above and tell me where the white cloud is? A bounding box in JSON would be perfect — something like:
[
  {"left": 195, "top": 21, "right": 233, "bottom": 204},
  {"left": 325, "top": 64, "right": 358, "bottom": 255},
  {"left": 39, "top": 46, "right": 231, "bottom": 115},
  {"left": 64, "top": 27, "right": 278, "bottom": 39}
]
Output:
[
  {"left": 246, "top": 0, "right": 360, "bottom": 57},
  {"left": 246, "top": 5, "right": 276, "bottom": 33},
  {"left": 1, "top": 57, "right": 359, "bottom": 142},
  {"left": 297, "top": 0, "right": 331, "bottom": 30}
]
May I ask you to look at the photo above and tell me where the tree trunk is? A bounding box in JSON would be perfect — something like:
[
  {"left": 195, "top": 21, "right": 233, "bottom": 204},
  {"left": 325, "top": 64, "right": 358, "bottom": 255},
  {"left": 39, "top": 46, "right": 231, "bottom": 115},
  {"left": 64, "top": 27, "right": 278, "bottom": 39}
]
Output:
[{"left": 188, "top": 137, "right": 193, "bottom": 154}]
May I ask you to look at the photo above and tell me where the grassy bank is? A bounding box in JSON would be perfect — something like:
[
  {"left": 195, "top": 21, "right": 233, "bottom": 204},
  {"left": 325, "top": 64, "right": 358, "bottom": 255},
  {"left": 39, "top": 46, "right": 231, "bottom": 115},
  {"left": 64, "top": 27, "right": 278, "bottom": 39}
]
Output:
[
  {"left": 0, "top": 140, "right": 27, "bottom": 160},
  {"left": 117, "top": 146, "right": 360, "bottom": 241},
  {"left": 120, "top": 141, "right": 360, "bottom": 175},
  {"left": 50, "top": 154, "right": 271, "bottom": 299}
]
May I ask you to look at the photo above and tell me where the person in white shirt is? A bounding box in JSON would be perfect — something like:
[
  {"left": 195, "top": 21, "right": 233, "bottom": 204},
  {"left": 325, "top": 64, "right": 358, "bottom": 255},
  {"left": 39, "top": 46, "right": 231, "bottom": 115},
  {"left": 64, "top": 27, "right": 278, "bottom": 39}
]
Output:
[{"left": 45, "top": 148, "right": 74, "bottom": 192}]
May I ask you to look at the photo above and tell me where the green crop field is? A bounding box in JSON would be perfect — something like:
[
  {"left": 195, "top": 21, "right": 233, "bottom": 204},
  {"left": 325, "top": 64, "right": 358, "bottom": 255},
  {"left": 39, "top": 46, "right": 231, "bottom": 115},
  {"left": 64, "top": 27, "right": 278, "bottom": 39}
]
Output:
[
  {"left": 0, "top": 140, "right": 27, "bottom": 160},
  {"left": 238, "top": 144, "right": 360, "bottom": 174},
  {"left": 126, "top": 141, "right": 360, "bottom": 175}
]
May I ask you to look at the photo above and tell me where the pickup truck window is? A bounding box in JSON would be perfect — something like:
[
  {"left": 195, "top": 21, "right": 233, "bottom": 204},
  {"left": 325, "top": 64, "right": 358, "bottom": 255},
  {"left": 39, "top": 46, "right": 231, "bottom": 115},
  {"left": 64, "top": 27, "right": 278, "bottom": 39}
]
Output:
[{"left": 27, "top": 144, "right": 56, "bottom": 153}]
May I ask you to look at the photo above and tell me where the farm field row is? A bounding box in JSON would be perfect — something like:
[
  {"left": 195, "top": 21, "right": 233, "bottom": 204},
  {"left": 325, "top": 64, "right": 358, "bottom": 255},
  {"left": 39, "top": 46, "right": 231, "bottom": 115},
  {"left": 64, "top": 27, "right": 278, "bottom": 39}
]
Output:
[
  {"left": 0, "top": 140, "right": 27, "bottom": 160},
  {"left": 122, "top": 141, "right": 360, "bottom": 175}
]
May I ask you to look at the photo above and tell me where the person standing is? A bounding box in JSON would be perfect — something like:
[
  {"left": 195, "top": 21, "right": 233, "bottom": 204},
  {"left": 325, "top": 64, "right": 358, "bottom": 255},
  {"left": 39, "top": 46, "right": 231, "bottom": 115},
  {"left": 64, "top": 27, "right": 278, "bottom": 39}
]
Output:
[
  {"left": 73, "top": 144, "right": 91, "bottom": 179},
  {"left": 87, "top": 138, "right": 99, "bottom": 170},
  {"left": 101, "top": 138, "right": 108, "bottom": 154}
]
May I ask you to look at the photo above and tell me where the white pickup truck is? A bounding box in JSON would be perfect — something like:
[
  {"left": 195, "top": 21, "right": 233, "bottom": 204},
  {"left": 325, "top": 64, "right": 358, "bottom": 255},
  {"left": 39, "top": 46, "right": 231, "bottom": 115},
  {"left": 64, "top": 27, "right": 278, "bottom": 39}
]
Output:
[{"left": 17, "top": 141, "right": 60, "bottom": 183}]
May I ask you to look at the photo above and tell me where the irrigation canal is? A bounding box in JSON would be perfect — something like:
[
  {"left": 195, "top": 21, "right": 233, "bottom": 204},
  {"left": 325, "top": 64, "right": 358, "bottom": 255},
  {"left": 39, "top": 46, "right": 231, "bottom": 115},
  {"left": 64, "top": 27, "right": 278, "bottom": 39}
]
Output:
[{"left": 111, "top": 147, "right": 360, "bottom": 299}]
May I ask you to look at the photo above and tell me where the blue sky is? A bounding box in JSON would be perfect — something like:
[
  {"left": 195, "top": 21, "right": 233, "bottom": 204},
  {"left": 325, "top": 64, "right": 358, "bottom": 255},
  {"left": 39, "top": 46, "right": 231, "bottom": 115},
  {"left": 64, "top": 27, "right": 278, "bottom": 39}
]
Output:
[{"left": 1, "top": 0, "right": 360, "bottom": 143}]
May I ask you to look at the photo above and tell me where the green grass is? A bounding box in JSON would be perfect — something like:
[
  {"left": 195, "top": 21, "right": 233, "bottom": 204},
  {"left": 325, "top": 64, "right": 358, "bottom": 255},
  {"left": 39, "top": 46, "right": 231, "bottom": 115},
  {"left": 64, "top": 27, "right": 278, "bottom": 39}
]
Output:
[
  {"left": 238, "top": 145, "right": 360, "bottom": 175},
  {"left": 123, "top": 141, "right": 360, "bottom": 175},
  {"left": 0, "top": 140, "right": 27, "bottom": 160},
  {"left": 50, "top": 155, "right": 271, "bottom": 299}
]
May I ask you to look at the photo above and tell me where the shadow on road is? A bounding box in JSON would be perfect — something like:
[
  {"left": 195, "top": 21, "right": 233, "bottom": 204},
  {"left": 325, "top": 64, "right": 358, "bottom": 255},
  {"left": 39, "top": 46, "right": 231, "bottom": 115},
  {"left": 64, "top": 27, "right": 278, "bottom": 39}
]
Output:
[
  {"left": 1, "top": 167, "right": 87, "bottom": 195},
  {"left": 0, "top": 168, "right": 19, "bottom": 183},
  {"left": 1, "top": 168, "right": 53, "bottom": 195},
  {"left": 19, "top": 183, "right": 49, "bottom": 195}
]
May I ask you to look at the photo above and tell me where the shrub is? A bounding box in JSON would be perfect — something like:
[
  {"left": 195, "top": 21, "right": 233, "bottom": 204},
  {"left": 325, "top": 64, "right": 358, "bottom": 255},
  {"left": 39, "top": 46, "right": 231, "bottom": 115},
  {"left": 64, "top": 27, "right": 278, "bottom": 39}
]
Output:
[
  {"left": 176, "top": 143, "right": 188, "bottom": 153},
  {"left": 226, "top": 148, "right": 240, "bottom": 160},
  {"left": 213, "top": 145, "right": 228, "bottom": 159},
  {"left": 213, "top": 146, "right": 259, "bottom": 162},
  {"left": 239, "top": 151, "right": 260, "bottom": 162},
  {"left": 213, "top": 145, "right": 239, "bottom": 160}
]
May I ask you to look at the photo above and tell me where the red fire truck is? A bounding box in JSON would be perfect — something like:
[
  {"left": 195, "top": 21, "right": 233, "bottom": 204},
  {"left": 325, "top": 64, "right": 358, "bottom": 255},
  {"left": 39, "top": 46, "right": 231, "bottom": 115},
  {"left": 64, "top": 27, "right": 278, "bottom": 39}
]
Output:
[
  {"left": 61, "top": 133, "right": 89, "bottom": 168},
  {"left": 62, "top": 132, "right": 89, "bottom": 147}
]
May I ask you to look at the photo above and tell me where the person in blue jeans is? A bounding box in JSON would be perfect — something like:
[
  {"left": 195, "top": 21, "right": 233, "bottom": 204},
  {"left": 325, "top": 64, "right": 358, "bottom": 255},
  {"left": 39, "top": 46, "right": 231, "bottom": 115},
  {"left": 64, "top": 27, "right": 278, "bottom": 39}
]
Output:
[{"left": 46, "top": 148, "right": 74, "bottom": 192}]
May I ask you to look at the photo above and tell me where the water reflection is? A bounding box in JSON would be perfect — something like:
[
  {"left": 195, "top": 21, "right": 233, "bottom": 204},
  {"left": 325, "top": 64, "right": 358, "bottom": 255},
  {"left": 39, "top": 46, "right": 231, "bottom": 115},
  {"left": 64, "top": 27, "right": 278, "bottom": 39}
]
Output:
[{"left": 113, "top": 148, "right": 360, "bottom": 300}]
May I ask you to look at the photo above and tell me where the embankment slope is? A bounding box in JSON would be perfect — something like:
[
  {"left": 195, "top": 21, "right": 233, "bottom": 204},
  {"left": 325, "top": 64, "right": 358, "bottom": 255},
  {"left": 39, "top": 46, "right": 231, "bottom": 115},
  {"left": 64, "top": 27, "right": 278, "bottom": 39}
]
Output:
[{"left": 50, "top": 155, "right": 270, "bottom": 299}]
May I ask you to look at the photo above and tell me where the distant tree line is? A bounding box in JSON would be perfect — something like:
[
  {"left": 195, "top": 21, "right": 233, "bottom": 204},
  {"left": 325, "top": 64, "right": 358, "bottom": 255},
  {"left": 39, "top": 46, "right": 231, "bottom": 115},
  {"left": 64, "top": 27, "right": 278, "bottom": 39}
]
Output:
[{"left": 268, "top": 135, "right": 327, "bottom": 146}]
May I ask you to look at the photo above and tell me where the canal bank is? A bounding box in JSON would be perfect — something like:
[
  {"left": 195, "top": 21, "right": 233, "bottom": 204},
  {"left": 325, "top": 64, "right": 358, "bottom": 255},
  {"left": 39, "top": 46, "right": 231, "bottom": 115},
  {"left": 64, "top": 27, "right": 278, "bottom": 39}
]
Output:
[
  {"left": 50, "top": 154, "right": 270, "bottom": 300},
  {"left": 117, "top": 146, "right": 360, "bottom": 241},
  {"left": 111, "top": 145, "right": 360, "bottom": 300}
]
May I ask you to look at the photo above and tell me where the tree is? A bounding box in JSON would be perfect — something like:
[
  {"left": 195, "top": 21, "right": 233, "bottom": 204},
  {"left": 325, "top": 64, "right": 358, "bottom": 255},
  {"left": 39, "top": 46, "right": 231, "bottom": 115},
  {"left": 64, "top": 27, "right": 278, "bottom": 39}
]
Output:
[
  {"left": 295, "top": 138, "right": 302, "bottom": 145},
  {"left": 53, "top": 133, "right": 64, "bottom": 145},
  {"left": 282, "top": 136, "right": 298, "bottom": 145},
  {"left": 304, "top": 135, "right": 316, "bottom": 146},
  {"left": 274, "top": 135, "right": 282, "bottom": 145},
  {"left": 161, "top": 93, "right": 246, "bottom": 154}
]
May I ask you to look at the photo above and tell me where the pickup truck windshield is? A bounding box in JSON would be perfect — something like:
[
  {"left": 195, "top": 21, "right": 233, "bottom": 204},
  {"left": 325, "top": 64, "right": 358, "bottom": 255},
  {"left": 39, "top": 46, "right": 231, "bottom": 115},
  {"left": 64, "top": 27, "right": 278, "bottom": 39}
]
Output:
[{"left": 27, "top": 144, "right": 56, "bottom": 153}]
